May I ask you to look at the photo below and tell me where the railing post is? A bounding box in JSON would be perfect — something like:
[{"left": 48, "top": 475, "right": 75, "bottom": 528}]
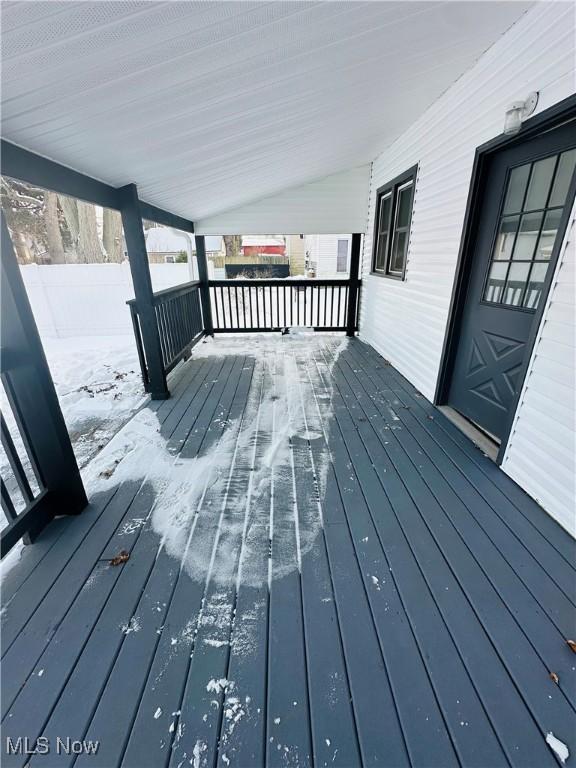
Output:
[
  {"left": 194, "top": 235, "right": 214, "bottom": 335},
  {"left": 346, "top": 233, "right": 362, "bottom": 337},
  {"left": 118, "top": 184, "right": 169, "bottom": 400}
]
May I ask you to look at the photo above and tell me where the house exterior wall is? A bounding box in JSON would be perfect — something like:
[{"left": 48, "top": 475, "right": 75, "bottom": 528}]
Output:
[
  {"left": 358, "top": 2, "right": 575, "bottom": 532},
  {"left": 195, "top": 166, "right": 371, "bottom": 235},
  {"left": 305, "top": 234, "right": 352, "bottom": 277},
  {"left": 501, "top": 208, "right": 575, "bottom": 535}
]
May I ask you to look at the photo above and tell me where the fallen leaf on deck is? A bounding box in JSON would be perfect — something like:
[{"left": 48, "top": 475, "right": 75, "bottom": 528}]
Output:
[
  {"left": 566, "top": 639, "right": 576, "bottom": 653},
  {"left": 99, "top": 459, "right": 121, "bottom": 479},
  {"left": 110, "top": 550, "right": 130, "bottom": 566},
  {"left": 549, "top": 671, "right": 559, "bottom": 684}
]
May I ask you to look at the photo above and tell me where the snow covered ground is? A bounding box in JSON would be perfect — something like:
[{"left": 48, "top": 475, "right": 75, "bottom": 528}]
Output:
[
  {"left": 1, "top": 335, "right": 146, "bottom": 576},
  {"left": 41, "top": 335, "right": 146, "bottom": 469}
]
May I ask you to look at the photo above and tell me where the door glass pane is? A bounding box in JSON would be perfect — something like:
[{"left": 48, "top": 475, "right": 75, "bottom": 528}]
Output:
[
  {"left": 389, "top": 230, "right": 407, "bottom": 273},
  {"left": 549, "top": 148, "right": 576, "bottom": 207},
  {"left": 503, "top": 164, "right": 530, "bottom": 214},
  {"left": 524, "top": 156, "right": 556, "bottom": 211},
  {"left": 512, "top": 212, "right": 543, "bottom": 260},
  {"left": 535, "top": 208, "right": 562, "bottom": 260},
  {"left": 375, "top": 233, "right": 388, "bottom": 270},
  {"left": 493, "top": 215, "right": 519, "bottom": 259},
  {"left": 484, "top": 261, "right": 508, "bottom": 303},
  {"left": 503, "top": 262, "right": 530, "bottom": 306},
  {"left": 523, "top": 262, "right": 548, "bottom": 309},
  {"left": 379, "top": 194, "right": 392, "bottom": 233},
  {"left": 396, "top": 184, "right": 413, "bottom": 227}
]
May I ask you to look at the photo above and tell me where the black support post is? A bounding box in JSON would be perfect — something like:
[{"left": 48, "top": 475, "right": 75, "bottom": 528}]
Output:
[
  {"left": 119, "top": 184, "right": 169, "bottom": 400},
  {"left": 194, "top": 235, "right": 214, "bottom": 335},
  {"left": 346, "top": 233, "right": 362, "bottom": 337}
]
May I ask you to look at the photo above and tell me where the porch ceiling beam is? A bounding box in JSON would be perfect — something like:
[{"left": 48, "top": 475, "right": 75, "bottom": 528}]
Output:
[{"left": 1, "top": 140, "right": 193, "bottom": 232}]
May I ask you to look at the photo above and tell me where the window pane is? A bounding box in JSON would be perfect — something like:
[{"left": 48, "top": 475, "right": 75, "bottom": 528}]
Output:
[
  {"left": 534, "top": 208, "right": 562, "bottom": 260},
  {"left": 379, "top": 194, "right": 392, "bottom": 233},
  {"left": 389, "top": 230, "right": 407, "bottom": 273},
  {"left": 492, "top": 215, "right": 519, "bottom": 260},
  {"left": 336, "top": 239, "right": 348, "bottom": 273},
  {"left": 396, "top": 184, "right": 413, "bottom": 228},
  {"left": 524, "top": 156, "right": 556, "bottom": 211},
  {"left": 375, "top": 233, "right": 388, "bottom": 270},
  {"left": 512, "top": 212, "right": 543, "bottom": 260},
  {"left": 549, "top": 149, "right": 576, "bottom": 207},
  {"left": 503, "top": 163, "right": 530, "bottom": 214},
  {"left": 523, "top": 262, "right": 548, "bottom": 309},
  {"left": 503, "top": 262, "right": 531, "bottom": 306},
  {"left": 484, "top": 261, "right": 508, "bottom": 303}
]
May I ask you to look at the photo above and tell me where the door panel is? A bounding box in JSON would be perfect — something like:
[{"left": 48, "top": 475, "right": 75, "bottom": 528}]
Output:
[{"left": 448, "top": 121, "right": 576, "bottom": 441}]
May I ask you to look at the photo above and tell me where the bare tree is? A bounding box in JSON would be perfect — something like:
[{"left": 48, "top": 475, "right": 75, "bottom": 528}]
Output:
[
  {"left": 223, "top": 235, "right": 242, "bottom": 260},
  {"left": 59, "top": 195, "right": 105, "bottom": 263},
  {"left": 102, "top": 208, "right": 123, "bottom": 262},
  {"left": 43, "top": 191, "right": 66, "bottom": 263},
  {"left": 1, "top": 177, "right": 48, "bottom": 263}
]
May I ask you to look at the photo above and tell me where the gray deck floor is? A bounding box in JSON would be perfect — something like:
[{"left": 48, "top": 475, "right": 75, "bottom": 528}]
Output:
[{"left": 1, "top": 335, "right": 575, "bottom": 768}]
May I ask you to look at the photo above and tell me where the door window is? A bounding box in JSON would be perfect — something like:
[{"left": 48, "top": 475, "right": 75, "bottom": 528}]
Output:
[{"left": 483, "top": 148, "right": 576, "bottom": 310}]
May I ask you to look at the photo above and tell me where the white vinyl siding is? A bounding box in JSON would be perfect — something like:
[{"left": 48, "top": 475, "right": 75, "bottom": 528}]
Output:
[
  {"left": 196, "top": 167, "right": 370, "bottom": 235},
  {"left": 359, "top": 1, "right": 575, "bottom": 531},
  {"left": 501, "top": 207, "right": 575, "bottom": 535}
]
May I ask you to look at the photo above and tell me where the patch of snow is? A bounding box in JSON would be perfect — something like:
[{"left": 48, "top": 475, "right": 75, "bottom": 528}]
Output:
[
  {"left": 154, "top": 707, "right": 162, "bottom": 719},
  {"left": 546, "top": 733, "right": 569, "bottom": 763},
  {"left": 274, "top": 717, "right": 281, "bottom": 725},
  {"left": 78, "top": 335, "right": 346, "bottom": 593},
  {"left": 121, "top": 616, "right": 141, "bottom": 635},
  {"left": 206, "top": 678, "right": 232, "bottom": 694},
  {"left": 37, "top": 669, "right": 44, "bottom": 677},
  {"left": 192, "top": 740, "right": 207, "bottom": 768}
]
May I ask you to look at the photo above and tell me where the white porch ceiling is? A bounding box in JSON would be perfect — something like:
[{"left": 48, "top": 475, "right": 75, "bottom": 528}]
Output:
[{"left": 1, "top": 1, "right": 532, "bottom": 224}]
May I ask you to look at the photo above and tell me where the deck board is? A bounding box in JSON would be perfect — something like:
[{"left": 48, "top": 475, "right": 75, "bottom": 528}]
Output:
[{"left": 1, "top": 336, "right": 574, "bottom": 768}]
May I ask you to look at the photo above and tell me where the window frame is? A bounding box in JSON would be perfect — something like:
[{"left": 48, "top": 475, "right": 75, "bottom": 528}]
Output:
[
  {"left": 336, "top": 238, "right": 349, "bottom": 273},
  {"left": 370, "top": 165, "right": 417, "bottom": 280}
]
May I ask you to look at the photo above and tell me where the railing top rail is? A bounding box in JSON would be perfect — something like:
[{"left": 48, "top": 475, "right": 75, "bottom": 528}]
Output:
[
  {"left": 126, "top": 280, "right": 202, "bottom": 307},
  {"left": 208, "top": 278, "right": 359, "bottom": 288}
]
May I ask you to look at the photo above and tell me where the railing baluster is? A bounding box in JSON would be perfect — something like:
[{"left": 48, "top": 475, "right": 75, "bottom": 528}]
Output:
[
  {"left": 235, "top": 286, "right": 240, "bottom": 329},
  {"left": 337, "top": 286, "right": 342, "bottom": 327},
  {"left": 1, "top": 478, "right": 18, "bottom": 522},
  {"left": 1, "top": 412, "right": 33, "bottom": 504}
]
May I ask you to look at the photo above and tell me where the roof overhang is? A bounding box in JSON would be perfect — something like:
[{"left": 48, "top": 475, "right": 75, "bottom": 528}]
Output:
[{"left": 1, "top": 1, "right": 533, "bottom": 230}]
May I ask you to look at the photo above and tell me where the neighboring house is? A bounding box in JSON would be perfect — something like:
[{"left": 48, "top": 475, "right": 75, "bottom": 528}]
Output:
[
  {"left": 305, "top": 234, "right": 352, "bottom": 277},
  {"left": 221, "top": 235, "right": 290, "bottom": 278},
  {"left": 241, "top": 235, "right": 285, "bottom": 256},
  {"left": 145, "top": 228, "right": 223, "bottom": 281}
]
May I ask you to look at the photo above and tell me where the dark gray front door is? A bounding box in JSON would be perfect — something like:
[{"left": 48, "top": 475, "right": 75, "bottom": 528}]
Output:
[{"left": 448, "top": 121, "right": 576, "bottom": 441}]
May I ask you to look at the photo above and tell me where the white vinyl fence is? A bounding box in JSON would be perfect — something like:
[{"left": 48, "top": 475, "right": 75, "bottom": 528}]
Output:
[{"left": 21, "top": 263, "right": 193, "bottom": 338}]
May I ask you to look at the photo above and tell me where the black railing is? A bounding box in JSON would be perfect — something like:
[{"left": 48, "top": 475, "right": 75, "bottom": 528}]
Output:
[
  {"left": 1, "top": 215, "right": 87, "bottom": 556},
  {"left": 128, "top": 281, "right": 204, "bottom": 392},
  {"left": 208, "top": 279, "right": 360, "bottom": 333}
]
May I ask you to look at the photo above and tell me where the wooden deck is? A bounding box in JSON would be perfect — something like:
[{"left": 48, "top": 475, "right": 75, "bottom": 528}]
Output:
[{"left": 1, "top": 335, "right": 575, "bottom": 768}]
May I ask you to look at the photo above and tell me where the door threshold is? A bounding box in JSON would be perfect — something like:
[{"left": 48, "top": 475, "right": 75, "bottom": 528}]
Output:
[{"left": 438, "top": 406, "right": 499, "bottom": 461}]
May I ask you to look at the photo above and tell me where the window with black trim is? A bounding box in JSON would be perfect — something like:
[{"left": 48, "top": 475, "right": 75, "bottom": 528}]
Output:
[{"left": 371, "top": 166, "right": 417, "bottom": 279}]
